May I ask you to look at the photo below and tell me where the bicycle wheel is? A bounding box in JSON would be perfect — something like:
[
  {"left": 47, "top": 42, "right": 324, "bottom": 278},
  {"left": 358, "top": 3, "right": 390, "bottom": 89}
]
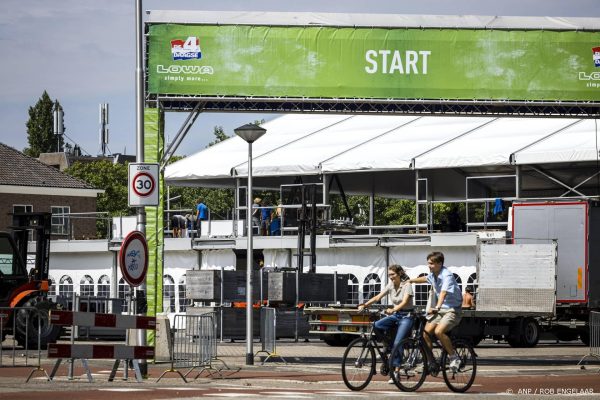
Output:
[
  {"left": 389, "top": 338, "right": 427, "bottom": 392},
  {"left": 341, "top": 337, "right": 376, "bottom": 391},
  {"left": 441, "top": 339, "right": 477, "bottom": 393}
]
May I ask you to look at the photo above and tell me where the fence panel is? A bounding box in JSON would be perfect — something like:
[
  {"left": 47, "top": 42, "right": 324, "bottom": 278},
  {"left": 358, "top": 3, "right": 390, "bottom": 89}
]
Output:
[
  {"left": 166, "top": 312, "right": 217, "bottom": 380},
  {"left": 590, "top": 311, "right": 599, "bottom": 360},
  {"left": 578, "top": 311, "right": 600, "bottom": 370},
  {"left": 0, "top": 306, "right": 49, "bottom": 381},
  {"left": 256, "top": 307, "right": 286, "bottom": 364}
]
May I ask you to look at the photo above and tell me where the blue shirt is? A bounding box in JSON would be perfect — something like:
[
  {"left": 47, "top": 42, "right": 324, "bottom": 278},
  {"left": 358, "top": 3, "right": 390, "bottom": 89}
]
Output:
[
  {"left": 261, "top": 207, "right": 272, "bottom": 221},
  {"left": 196, "top": 202, "right": 208, "bottom": 220},
  {"left": 269, "top": 217, "right": 281, "bottom": 234},
  {"left": 426, "top": 266, "right": 463, "bottom": 309}
]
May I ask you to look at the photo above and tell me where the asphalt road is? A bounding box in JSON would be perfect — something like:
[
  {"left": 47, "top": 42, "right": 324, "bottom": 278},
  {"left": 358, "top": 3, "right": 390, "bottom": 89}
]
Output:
[{"left": 0, "top": 339, "right": 599, "bottom": 399}]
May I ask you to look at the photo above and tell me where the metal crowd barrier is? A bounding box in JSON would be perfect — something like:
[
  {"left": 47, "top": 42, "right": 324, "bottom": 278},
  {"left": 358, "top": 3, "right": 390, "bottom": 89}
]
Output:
[
  {"left": 255, "top": 307, "right": 286, "bottom": 364},
  {"left": 578, "top": 311, "right": 600, "bottom": 371},
  {"left": 0, "top": 306, "right": 49, "bottom": 382},
  {"left": 158, "top": 312, "right": 235, "bottom": 382}
]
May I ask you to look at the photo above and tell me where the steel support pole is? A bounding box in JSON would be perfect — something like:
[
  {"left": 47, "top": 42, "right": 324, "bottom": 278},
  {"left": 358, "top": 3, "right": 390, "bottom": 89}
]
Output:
[
  {"left": 246, "top": 141, "right": 254, "bottom": 365},
  {"left": 134, "top": 0, "right": 147, "bottom": 377}
]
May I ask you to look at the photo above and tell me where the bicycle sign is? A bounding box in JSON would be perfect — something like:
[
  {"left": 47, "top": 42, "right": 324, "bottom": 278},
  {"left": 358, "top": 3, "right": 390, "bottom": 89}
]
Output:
[
  {"left": 128, "top": 163, "right": 159, "bottom": 206},
  {"left": 119, "top": 230, "right": 148, "bottom": 287}
]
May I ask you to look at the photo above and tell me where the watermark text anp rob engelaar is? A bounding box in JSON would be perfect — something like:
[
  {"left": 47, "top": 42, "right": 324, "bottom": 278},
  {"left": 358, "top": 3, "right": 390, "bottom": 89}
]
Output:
[{"left": 506, "top": 387, "right": 594, "bottom": 395}]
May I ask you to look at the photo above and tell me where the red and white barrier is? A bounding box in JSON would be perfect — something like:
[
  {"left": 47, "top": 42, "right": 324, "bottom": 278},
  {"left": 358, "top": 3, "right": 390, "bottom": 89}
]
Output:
[
  {"left": 47, "top": 310, "right": 156, "bottom": 382},
  {"left": 50, "top": 310, "right": 156, "bottom": 330},
  {"left": 48, "top": 344, "right": 154, "bottom": 359}
]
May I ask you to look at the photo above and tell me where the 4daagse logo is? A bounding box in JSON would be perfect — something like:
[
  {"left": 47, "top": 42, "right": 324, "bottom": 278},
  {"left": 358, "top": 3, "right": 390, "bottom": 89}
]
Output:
[
  {"left": 171, "top": 36, "right": 201, "bottom": 60},
  {"left": 593, "top": 47, "right": 600, "bottom": 67}
]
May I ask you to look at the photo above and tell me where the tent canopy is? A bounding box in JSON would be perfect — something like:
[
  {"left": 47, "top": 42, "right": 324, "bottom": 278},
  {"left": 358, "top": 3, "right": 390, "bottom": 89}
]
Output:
[{"left": 165, "top": 114, "right": 600, "bottom": 199}]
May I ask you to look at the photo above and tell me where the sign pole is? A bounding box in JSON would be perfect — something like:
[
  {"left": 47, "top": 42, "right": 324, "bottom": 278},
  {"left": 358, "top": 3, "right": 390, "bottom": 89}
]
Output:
[{"left": 135, "top": 0, "right": 146, "bottom": 378}]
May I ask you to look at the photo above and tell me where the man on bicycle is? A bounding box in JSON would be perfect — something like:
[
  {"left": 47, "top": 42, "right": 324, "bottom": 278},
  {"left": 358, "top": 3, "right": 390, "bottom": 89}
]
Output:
[
  {"left": 409, "top": 251, "right": 463, "bottom": 372},
  {"left": 358, "top": 264, "right": 414, "bottom": 383}
]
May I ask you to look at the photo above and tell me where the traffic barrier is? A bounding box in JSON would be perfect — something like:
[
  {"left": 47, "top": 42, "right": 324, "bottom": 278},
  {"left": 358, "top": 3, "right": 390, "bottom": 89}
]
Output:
[
  {"left": 255, "top": 307, "right": 286, "bottom": 365},
  {"left": 0, "top": 306, "right": 49, "bottom": 382},
  {"left": 158, "top": 311, "right": 235, "bottom": 382},
  {"left": 47, "top": 310, "right": 155, "bottom": 382},
  {"left": 578, "top": 311, "right": 600, "bottom": 372}
]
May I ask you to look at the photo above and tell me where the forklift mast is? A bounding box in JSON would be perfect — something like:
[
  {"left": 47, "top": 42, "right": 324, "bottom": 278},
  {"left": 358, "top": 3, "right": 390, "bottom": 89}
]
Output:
[{"left": 10, "top": 212, "right": 52, "bottom": 282}]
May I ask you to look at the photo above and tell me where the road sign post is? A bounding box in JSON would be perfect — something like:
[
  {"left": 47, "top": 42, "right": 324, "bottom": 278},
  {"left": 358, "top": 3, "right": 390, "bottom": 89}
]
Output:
[{"left": 128, "top": 163, "right": 159, "bottom": 207}]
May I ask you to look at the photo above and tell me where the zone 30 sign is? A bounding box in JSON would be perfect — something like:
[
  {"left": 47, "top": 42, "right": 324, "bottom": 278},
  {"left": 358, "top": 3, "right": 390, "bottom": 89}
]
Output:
[{"left": 128, "top": 163, "right": 160, "bottom": 207}]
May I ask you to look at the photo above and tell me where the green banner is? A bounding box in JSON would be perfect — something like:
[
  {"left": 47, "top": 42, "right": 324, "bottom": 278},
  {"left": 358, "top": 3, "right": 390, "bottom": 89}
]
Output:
[
  {"left": 143, "top": 107, "right": 164, "bottom": 347},
  {"left": 147, "top": 24, "right": 600, "bottom": 102}
]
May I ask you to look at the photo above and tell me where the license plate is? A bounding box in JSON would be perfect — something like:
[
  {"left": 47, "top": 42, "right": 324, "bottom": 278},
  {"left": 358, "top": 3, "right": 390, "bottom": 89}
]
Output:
[{"left": 342, "top": 325, "right": 358, "bottom": 332}]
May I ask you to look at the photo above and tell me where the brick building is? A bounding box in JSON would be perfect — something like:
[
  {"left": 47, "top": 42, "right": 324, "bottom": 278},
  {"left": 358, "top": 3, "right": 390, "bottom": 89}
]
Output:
[{"left": 0, "top": 143, "right": 103, "bottom": 239}]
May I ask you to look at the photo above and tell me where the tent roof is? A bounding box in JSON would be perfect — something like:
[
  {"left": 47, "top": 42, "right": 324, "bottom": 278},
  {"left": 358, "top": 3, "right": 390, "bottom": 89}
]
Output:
[
  {"left": 413, "top": 118, "right": 581, "bottom": 169},
  {"left": 165, "top": 114, "right": 600, "bottom": 190},
  {"left": 512, "top": 120, "right": 600, "bottom": 165},
  {"left": 147, "top": 11, "right": 600, "bottom": 31},
  {"left": 165, "top": 114, "right": 348, "bottom": 184}
]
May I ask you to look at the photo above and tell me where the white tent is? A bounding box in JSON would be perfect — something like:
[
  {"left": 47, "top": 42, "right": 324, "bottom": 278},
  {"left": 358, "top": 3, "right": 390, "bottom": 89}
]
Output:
[
  {"left": 165, "top": 114, "right": 600, "bottom": 199},
  {"left": 512, "top": 120, "right": 600, "bottom": 165},
  {"left": 413, "top": 118, "right": 581, "bottom": 169}
]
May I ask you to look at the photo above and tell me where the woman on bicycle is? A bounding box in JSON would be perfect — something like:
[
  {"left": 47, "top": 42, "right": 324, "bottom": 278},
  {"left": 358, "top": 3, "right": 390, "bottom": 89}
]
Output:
[{"left": 358, "top": 264, "right": 414, "bottom": 383}]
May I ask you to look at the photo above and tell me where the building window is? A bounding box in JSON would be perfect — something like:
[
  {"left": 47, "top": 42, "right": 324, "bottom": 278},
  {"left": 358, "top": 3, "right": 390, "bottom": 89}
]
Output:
[
  {"left": 12, "top": 204, "right": 33, "bottom": 213},
  {"left": 59, "top": 275, "right": 73, "bottom": 299},
  {"left": 80, "top": 275, "right": 94, "bottom": 297},
  {"left": 178, "top": 275, "right": 191, "bottom": 312},
  {"left": 467, "top": 273, "right": 478, "bottom": 295},
  {"left": 362, "top": 273, "right": 381, "bottom": 304},
  {"left": 97, "top": 275, "right": 110, "bottom": 298},
  {"left": 414, "top": 273, "right": 431, "bottom": 307},
  {"left": 347, "top": 274, "right": 359, "bottom": 305},
  {"left": 13, "top": 205, "right": 33, "bottom": 240},
  {"left": 453, "top": 273, "right": 463, "bottom": 294},
  {"left": 118, "top": 278, "right": 131, "bottom": 313},
  {"left": 164, "top": 275, "right": 175, "bottom": 313},
  {"left": 48, "top": 276, "right": 56, "bottom": 296},
  {"left": 51, "top": 206, "right": 70, "bottom": 235}
]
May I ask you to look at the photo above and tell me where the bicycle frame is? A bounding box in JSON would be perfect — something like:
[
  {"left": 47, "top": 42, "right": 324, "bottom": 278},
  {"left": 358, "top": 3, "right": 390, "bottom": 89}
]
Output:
[
  {"left": 362, "top": 316, "right": 388, "bottom": 366},
  {"left": 408, "top": 313, "right": 445, "bottom": 375}
]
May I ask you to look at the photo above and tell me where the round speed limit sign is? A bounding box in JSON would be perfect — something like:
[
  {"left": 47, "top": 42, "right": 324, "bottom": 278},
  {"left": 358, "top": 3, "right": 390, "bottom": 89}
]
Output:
[
  {"left": 133, "top": 172, "right": 155, "bottom": 197},
  {"left": 128, "top": 163, "right": 159, "bottom": 206}
]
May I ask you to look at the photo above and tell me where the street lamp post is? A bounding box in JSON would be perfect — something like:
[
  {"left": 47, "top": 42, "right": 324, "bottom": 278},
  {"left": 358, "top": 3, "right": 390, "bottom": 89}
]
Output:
[{"left": 234, "top": 123, "right": 266, "bottom": 366}]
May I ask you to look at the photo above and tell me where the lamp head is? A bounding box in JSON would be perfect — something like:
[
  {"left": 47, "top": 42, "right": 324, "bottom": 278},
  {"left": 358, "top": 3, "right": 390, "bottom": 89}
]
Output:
[{"left": 234, "top": 123, "right": 266, "bottom": 143}]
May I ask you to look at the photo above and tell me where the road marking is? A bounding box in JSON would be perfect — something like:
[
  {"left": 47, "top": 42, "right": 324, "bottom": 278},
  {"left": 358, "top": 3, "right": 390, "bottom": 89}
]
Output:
[
  {"left": 209, "top": 394, "right": 259, "bottom": 397},
  {"left": 260, "top": 392, "right": 314, "bottom": 398},
  {"left": 162, "top": 387, "right": 206, "bottom": 391},
  {"left": 101, "top": 388, "right": 150, "bottom": 392}
]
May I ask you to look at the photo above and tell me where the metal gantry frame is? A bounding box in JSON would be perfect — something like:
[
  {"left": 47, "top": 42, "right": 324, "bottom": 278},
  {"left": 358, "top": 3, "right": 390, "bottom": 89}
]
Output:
[{"left": 152, "top": 95, "right": 600, "bottom": 118}]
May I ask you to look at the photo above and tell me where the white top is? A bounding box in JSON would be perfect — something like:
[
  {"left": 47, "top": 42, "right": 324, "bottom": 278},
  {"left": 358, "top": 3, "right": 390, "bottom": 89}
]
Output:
[{"left": 381, "top": 280, "right": 414, "bottom": 310}]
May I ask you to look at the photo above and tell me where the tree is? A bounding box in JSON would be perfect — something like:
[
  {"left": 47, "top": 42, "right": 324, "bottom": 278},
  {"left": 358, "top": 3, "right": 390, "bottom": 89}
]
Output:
[
  {"left": 206, "top": 126, "right": 229, "bottom": 147},
  {"left": 24, "top": 91, "right": 64, "bottom": 157},
  {"left": 65, "top": 160, "right": 132, "bottom": 238}
]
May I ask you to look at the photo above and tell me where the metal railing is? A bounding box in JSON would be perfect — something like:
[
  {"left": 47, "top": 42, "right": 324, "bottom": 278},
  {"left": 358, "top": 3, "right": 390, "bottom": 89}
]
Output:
[
  {"left": 0, "top": 306, "right": 49, "bottom": 382},
  {"left": 255, "top": 307, "right": 286, "bottom": 364},
  {"left": 158, "top": 312, "right": 235, "bottom": 382},
  {"left": 578, "top": 311, "right": 600, "bottom": 371}
]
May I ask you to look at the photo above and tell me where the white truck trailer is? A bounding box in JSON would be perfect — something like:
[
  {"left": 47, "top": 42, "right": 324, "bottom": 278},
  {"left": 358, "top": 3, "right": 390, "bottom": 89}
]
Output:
[{"left": 305, "top": 200, "right": 597, "bottom": 347}]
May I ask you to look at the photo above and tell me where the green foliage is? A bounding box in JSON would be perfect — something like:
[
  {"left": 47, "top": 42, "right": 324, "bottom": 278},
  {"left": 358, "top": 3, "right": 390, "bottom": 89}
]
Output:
[
  {"left": 24, "top": 91, "right": 64, "bottom": 157},
  {"left": 168, "top": 186, "right": 235, "bottom": 220},
  {"left": 206, "top": 126, "right": 229, "bottom": 147},
  {"left": 329, "top": 195, "right": 416, "bottom": 226},
  {"left": 375, "top": 198, "right": 416, "bottom": 225},
  {"left": 65, "top": 160, "right": 132, "bottom": 238}
]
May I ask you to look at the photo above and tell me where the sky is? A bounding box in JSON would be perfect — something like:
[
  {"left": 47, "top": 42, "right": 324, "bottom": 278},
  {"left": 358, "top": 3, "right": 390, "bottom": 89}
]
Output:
[{"left": 1, "top": 0, "right": 599, "bottom": 157}]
